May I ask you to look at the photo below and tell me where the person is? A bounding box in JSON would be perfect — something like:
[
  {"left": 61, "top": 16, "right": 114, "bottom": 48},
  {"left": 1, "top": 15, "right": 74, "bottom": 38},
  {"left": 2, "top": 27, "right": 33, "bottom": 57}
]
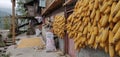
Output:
[
  {"left": 46, "top": 26, "right": 56, "bottom": 52},
  {"left": 35, "top": 26, "right": 41, "bottom": 37},
  {"left": 35, "top": 15, "right": 43, "bottom": 35},
  {"left": 35, "top": 15, "right": 43, "bottom": 25}
]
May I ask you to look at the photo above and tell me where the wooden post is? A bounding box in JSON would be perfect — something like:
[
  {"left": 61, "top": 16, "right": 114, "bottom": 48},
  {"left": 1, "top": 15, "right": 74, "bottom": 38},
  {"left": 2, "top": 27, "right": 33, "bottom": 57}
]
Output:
[
  {"left": 12, "top": 0, "right": 16, "bottom": 44},
  {"left": 64, "top": 0, "right": 69, "bottom": 54}
]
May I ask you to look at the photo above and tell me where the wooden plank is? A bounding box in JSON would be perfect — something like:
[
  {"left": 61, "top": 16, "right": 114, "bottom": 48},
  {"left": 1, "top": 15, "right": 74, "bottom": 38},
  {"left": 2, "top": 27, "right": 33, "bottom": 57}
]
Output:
[
  {"left": 42, "top": 0, "right": 63, "bottom": 16},
  {"left": 63, "top": 0, "right": 72, "bottom": 6},
  {"left": 64, "top": 0, "right": 69, "bottom": 53},
  {"left": 66, "top": 9, "right": 73, "bottom": 13},
  {"left": 63, "top": 0, "right": 77, "bottom": 6}
]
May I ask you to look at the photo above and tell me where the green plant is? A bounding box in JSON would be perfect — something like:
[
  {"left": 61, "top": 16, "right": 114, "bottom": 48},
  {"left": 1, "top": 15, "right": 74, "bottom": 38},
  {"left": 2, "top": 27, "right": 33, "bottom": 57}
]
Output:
[
  {"left": 3, "top": 17, "right": 10, "bottom": 29},
  {"left": 16, "top": 0, "right": 27, "bottom": 16}
]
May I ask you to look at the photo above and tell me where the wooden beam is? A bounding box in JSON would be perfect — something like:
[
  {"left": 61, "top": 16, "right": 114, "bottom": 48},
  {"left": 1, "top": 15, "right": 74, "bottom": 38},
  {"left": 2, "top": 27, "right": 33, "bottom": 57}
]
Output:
[
  {"left": 63, "top": 0, "right": 77, "bottom": 6},
  {"left": 16, "top": 15, "right": 34, "bottom": 19},
  {"left": 12, "top": 0, "right": 16, "bottom": 44},
  {"left": 64, "top": 0, "right": 69, "bottom": 54},
  {"left": 63, "top": 0, "right": 72, "bottom": 6},
  {"left": 42, "top": 0, "right": 63, "bottom": 16}
]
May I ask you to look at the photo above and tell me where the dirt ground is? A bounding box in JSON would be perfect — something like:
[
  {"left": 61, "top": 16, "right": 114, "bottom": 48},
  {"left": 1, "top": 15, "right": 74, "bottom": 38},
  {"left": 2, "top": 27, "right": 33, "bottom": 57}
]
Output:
[{"left": 5, "top": 34, "right": 68, "bottom": 57}]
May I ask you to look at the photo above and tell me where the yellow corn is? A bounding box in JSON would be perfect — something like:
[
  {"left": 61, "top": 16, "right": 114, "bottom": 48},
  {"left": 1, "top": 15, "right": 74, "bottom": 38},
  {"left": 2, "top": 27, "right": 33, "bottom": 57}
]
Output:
[
  {"left": 113, "top": 28, "right": 120, "bottom": 43},
  {"left": 112, "top": 21, "right": 120, "bottom": 33},
  {"left": 101, "top": 29, "right": 109, "bottom": 43},
  {"left": 104, "top": 6, "right": 111, "bottom": 14},
  {"left": 113, "top": 10, "right": 120, "bottom": 22},
  {"left": 100, "top": 2, "right": 108, "bottom": 12},
  {"left": 90, "top": 9, "right": 96, "bottom": 19},
  {"left": 115, "top": 41, "right": 120, "bottom": 52},
  {"left": 109, "top": 31, "right": 114, "bottom": 44},
  {"left": 101, "top": 14, "right": 108, "bottom": 27},
  {"left": 94, "top": 0, "right": 99, "bottom": 9},
  {"left": 112, "top": 1, "right": 120, "bottom": 17},
  {"left": 88, "top": 34, "right": 95, "bottom": 45},
  {"left": 109, "top": 45, "right": 115, "bottom": 57},
  {"left": 109, "top": 2, "right": 117, "bottom": 22},
  {"left": 95, "top": 9, "right": 100, "bottom": 22}
]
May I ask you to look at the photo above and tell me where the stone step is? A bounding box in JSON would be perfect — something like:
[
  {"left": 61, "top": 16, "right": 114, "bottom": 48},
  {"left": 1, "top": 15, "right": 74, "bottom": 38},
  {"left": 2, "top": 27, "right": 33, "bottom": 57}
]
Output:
[
  {"left": 6, "top": 42, "right": 12, "bottom": 44},
  {"left": 0, "top": 49, "right": 6, "bottom": 52},
  {"left": 0, "top": 48, "right": 5, "bottom": 52},
  {"left": 1, "top": 53, "right": 8, "bottom": 57},
  {"left": 4, "top": 47, "right": 8, "bottom": 50},
  {"left": 6, "top": 41, "right": 13, "bottom": 43},
  {"left": 5, "top": 43, "right": 13, "bottom": 46},
  {"left": 0, "top": 48, "right": 4, "bottom": 50},
  {"left": 5, "top": 42, "right": 13, "bottom": 44}
]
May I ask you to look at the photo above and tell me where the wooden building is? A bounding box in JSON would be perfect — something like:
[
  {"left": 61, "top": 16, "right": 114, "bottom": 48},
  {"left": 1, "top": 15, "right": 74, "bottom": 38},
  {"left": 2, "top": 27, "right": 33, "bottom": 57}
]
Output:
[
  {"left": 41, "top": 0, "right": 77, "bottom": 57},
  {"left": 11, "top": 0, "right": 117, "bottom": 57}
]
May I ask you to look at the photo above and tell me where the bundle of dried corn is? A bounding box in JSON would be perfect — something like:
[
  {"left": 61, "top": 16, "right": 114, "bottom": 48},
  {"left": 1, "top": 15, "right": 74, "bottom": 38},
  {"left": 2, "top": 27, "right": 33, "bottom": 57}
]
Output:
[
  {"left": 66, "top": 0, "right": 120, "bottom": 57},
  {"left": 53, "top": 16, "right": 65, "bottom": 38}
]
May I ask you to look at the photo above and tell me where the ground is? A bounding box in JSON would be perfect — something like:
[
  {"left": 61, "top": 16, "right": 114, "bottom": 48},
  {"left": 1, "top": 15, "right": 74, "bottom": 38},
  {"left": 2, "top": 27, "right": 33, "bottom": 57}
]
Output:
[
  {"left": 6, "top": 45, "right": 64, "bottom": 57},
  {"left": 2, "top": 34, "right": 69, "bottom": 57}
]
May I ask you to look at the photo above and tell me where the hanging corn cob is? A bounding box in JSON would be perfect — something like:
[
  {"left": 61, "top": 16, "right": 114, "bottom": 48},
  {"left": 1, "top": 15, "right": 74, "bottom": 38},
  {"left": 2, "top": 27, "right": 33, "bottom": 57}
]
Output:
[{"left": 109, "top": 45, "right": 115, "bottom": 57}]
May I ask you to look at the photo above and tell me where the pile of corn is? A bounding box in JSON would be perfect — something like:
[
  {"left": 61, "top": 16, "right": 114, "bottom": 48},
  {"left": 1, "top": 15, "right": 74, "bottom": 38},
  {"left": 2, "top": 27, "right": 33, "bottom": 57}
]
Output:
[
  {"left": 53, "top": 15, "right": 65, "bottom": 38},
  {"left": 66, "top": 0, "right": 120, "bottom": 57},
  {"left": 17, "top": 38, "right": 45, "bottom": 48}
]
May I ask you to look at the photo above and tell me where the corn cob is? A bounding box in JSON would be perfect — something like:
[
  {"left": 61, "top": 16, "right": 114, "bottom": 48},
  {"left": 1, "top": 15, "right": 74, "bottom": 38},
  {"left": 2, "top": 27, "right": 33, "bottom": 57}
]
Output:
[
  {"left": 101, "top": 29, "right": 109, "bottom": 43},
  {"left": 100, "top": 2, "right": 108, "bottom": 13},
  {"left": 113, "top": 28, "right": 120, "bottom": 43},
  {"left": 90, "top": 9, "right": 96, "bottom": 19},
  {"left": 104, "top": 6, "right": 111, "bottom": 14},
  {"left": 112, "top": 1, "right": 120, "bottom": 17},
  {"left": 95, "top": 9, "right": 100, "bottom": 22},
  {"left": 101, "top": 14, "right": 108, "bottom": 27},
  {"left": 113, "top": 10, "right": 120, "bottom": 22},
  {"left": 94, "top": 0, "right": 99, "bottom": 9},
  {"left": 109, "top": 22, "right": 114, "bottom": 30},
  {"left": 83, "top": 26, "right": 88, "bottom": 35},
  {"left": 112, "top": 21, "right": 120, "bottom": 33},
  {"left": 109, "top": 2, "right": 117, "bottom": 22},
  {"left": 109, "top": 45, "right": 115, "bottom": 57},
  {"left": 119, "top": 50, "right": 120, "bottom": 56},
  {"left": 100, "top": 42, "right": 105, "bottom": 48},
  {"left": 88, "top": 34, "right": 95, "bottom": 45},
  {"left": 105, "top": 46, "right": 109, "bottom": 53},
  {"left": 115, "top": 41, "right": 120, "bottom": 52},
  {"left": 108, "top": 0, "right": 113, "bottom": 6},
  {"left": 109, "top": 31, "right": 114, "bottom": 44}
]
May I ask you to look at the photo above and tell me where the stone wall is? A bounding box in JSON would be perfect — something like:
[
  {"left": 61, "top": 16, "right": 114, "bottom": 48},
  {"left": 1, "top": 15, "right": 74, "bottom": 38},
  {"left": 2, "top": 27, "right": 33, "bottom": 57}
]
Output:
[{"left": 77, "top": 47, "right": 119, "bottom": 57}]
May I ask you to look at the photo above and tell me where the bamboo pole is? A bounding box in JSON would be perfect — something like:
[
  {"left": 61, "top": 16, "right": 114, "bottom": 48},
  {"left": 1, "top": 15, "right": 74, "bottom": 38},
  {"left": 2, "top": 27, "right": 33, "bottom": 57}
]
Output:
[{"left": 12, "top": 0, "right": 16, "bottom": 44}]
